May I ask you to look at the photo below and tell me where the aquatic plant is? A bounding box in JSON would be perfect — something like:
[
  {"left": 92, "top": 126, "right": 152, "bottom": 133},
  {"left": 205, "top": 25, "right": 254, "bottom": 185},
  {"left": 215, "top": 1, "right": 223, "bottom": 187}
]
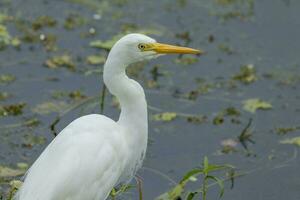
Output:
[{"left": 156, "top": 156, "right": 234, "bottom": 200}]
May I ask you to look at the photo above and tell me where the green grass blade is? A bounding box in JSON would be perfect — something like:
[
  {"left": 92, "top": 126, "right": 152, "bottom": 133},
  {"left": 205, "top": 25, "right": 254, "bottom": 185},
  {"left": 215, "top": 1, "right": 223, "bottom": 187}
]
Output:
[{"left": 206, "top": 176, "right": 225, "bottom": 198}]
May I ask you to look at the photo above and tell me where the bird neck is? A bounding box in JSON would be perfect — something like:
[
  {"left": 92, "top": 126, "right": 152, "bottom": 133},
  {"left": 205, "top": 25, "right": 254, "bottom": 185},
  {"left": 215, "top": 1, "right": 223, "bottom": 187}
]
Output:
[{"left": 103, "top": 55, "right": 148, "bottom": 149}]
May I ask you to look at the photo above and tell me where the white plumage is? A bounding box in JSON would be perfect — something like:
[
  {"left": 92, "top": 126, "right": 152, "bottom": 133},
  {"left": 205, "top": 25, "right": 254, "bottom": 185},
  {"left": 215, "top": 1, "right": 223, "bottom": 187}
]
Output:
[{"left": 14, "top": 33, "right": 201, "bottom": 200}]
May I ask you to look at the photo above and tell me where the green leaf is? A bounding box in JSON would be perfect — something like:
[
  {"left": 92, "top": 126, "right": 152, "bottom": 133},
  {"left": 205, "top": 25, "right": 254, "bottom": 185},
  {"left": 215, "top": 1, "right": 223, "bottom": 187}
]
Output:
[
  {"left": 0, "top": 166, "right": 25, "bottom": 178},
  {"left": 242, "top": 98, "right": 272, "bottom": 113},
  {"left": 155, "top": 184, "right": 184, "bottom": 200},
  {"left": 275, "top": 126, "right": 300, "bottom": 135},
  {"left": 0, "top": 24, "right": 21, "bottom": 49},
  {"left": 180, "top": 168, "right": 203, "bottom": 184},
  {"left": 0, "top": 103, "right": 26, "bottom": 117},
  {"left": 16, "top": 163, "right": 29, "bottom": 170},
  {"left": 0, "top": 13, "right": 11, "bottom": 24},
  {"left": 153, "top": 112, "right": 177, "bottom": 122},
  {"left": 232, "top": 64, "right": 257, "bottom": 84},
  {"left": 186, "top": 192, "right": 198, "bottom": 200},
  {"left": 32, "top": 101, "right": 69, "bottom": 114},
  {"left": 90, "top": 35, "right": 121, "bottom": 50},
  {"left": 110, "top": 184, "right": 134, "bottom": 198},
  {"left": 45, "top": 55, "right": 75, "bottom": 71},
  {"left": 206, "top": 176, "right": 224, "bottom": 198},
  {"left": 0, "top": 74, "right": 16, "bottom": 84},
  {"left": 86, "top": 55, "right": 106, "bottom": 65},
  {"left": 157, "top": 168, "right": 205, "bottom": 200},
  {"left": 31, "top": 15, "right": 57, "bottom": 31},
  {"left": 24, "top": 134, "right": 46, "bottom": 147},
  {"left": 203, "top": 156, "right": 209, "bottom": 174},
  {"left": 64, "top": 14, "right": 86, "bottom": 30},
  {"left": 175, "top": 55, "right": 198, "bottom": 65},
  {"left": 206, "top": 164, "right": 234, "bottom": 173},
  {"left": 280, "top": 137, "right": 300, "bottom": 147},
  {"left": 0, "top": 92, "right": 9, "bottom": 101}
]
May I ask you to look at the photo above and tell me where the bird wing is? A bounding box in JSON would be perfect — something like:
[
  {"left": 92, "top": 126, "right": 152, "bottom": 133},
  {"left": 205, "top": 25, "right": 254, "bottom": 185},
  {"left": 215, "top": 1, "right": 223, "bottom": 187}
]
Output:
[{"left": 15, "top": 114, "right": 128, "bottom": 200}]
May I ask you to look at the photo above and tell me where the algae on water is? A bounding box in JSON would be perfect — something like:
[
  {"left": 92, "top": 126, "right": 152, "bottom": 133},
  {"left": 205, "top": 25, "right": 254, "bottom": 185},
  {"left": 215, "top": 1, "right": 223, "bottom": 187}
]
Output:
[{"left": 242, "top": 98, "right": 272, "bottom": 113}]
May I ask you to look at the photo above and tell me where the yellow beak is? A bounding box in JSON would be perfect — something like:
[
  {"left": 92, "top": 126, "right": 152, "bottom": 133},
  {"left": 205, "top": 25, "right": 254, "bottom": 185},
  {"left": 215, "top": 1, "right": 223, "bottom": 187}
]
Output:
[{"left": 149, "top": 42, "right": 204, "bottom": 55}]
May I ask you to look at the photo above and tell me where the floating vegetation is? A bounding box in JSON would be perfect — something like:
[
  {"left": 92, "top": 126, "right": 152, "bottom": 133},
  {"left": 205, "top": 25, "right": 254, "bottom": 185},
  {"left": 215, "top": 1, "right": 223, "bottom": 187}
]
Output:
[
  {"left": 187, "top": 115, "right": 207, "bottom": 124},
  {"left": 0, "top": 24, "right": 21, "bottom": 50},
  {"left": 213, "top": 107, "right": 240, "bottom": 125},
  {"left": 90, "top": 34, "right": 123, "bottom": 51},
  {"left": 64, "top": 13, "right": 86, "bottom": 30},
  {"left": 224, "top": 107, "right": 241, "bottom": 116},
  {"left": 51, "top": 90, "right": 87, "bottom": 101},
  {"left": 232, "top": 64, "right": 257, "bottom": 84},
  {"left": 18, "top": 28, "right": 39, "bottom": 43},
  {"left": 183, "top": 79, "right": 216, "bottom": 100},
  {"left": 175, "top": 31, "right": 191, "bottom": 44},
  {"left": 196, "top": 80, "right": 216, "bottom": 93},
  {"left": 45, "top": 55, "right": 76, "bottom": 71},
  {"left": 146, "top": 79, "right": 159, "bottom": 89},
  {"left": 67, "top": 0, "right": 110, "bottom": 13},
  {"left": 86, "top": 55, "right": 106, "bottom": 65},
  {"left": 40, "top": 34, "right": 57, "bottom": 51},
  {"left": 0, "top": 118, "right": 40, "bottom": 130},
  {"left": 218, "top": 43, "right": 234, "bottom": 55},
  {"left": 31, "top": 16, "right": 57, "bottom": 31},
  {"left": 23, "top": 134, "right": 46, "bottom": 148},
  {"left": 24, "top": 118, "right": 40, "bottom": 128},
  {"left": 14, "top": 17, "right": 56, "bottom": 50},
  {"left": 263, "top": 68, "right": 300, "bottom": 86},
  {"left": 153, "top": 112, "right": 177, "bottom": 122},
  {"left": 0, "top": 74, "right": 16, "bottom": 84},
  {"left": 211, "top": 0, "right": 255, "bottom": 21},
  {"left": 280, "top": 137, "right": 300, "bottom": 147},
  {"left": 0, "top": 165, "right": 25, "bottom": 178},
  {"left": 156, "top": 156, "right": 234, "bottom": 200},
  {"left": 221, "top": 139, "right": 238, "bottom": 154},
  {"left": 242, "top": 98, "right": 272, "bottom": 113},
  {"left": 69, "top": 90, "right": 87, "bottom": 100},
  {"left": 0, "top": 92, "right": 10, "bottom": 100},
  {"left": 213, "top": 114, "right": 224, "bottom": 125},
  {"left": 275, "top": 126, "right": 300, "bottom": 135},
  {"left": 0, "top": 13, "right": 12, "bottom": 24},
  {"left": 16, "top": 163, "right": 28, "bottom": 171},
  {"left": 32, "top": 101, "right": 69, "bottom": 115},
  {"left": 174, "top": 55, "right": 198, "bottom": 65},
  {"left": 0, "top": 103, "right": 26, "bottom": 117},
  {"left": 51, "top": 90, "right": 68, "bottom": 99}
]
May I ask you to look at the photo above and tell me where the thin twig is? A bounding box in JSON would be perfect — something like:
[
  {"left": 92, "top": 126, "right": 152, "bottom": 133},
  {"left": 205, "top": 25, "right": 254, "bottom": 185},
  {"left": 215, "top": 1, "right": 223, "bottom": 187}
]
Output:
[{"left": 100, "top": 84, "right": 107, "bottom": 114}]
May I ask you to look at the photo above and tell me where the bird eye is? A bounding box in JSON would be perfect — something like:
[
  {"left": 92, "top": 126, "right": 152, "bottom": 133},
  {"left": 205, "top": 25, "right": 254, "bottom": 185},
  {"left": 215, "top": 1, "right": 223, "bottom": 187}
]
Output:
[{"left": 138, "top": 43, "right": 146, "bottom": 51}]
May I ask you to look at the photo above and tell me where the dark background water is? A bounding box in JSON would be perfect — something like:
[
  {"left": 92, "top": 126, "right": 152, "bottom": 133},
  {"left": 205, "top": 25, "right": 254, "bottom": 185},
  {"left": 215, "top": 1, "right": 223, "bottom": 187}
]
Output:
[{"left": 0, "top": 0, "right": 299, "bottom": 199}]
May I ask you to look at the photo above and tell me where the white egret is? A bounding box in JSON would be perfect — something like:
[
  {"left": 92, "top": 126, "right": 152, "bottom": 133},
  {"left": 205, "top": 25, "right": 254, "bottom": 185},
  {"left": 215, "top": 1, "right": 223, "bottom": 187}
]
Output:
[{"left": 14, "top": 33, "right": 202, "bottom": 200}]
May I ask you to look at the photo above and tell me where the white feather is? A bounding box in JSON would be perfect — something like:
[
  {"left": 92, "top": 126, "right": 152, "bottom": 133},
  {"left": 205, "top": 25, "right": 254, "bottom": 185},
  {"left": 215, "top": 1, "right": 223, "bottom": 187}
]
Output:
[{"left": 15, "top": 115, "right": 128, "bottom": 200}]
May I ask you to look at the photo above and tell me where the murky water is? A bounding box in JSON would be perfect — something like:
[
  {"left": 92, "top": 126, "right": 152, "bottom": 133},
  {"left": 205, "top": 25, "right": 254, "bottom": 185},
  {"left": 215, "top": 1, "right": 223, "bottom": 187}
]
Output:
[{"left": 0, "top": 0, "right": 299, "bottom": 199}]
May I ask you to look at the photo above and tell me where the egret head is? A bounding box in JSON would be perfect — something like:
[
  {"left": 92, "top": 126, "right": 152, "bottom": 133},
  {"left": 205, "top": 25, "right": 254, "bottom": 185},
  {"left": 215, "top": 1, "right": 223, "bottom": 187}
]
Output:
[{"left": 108, "top": 33, "right": 203, "bottom": 65}]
